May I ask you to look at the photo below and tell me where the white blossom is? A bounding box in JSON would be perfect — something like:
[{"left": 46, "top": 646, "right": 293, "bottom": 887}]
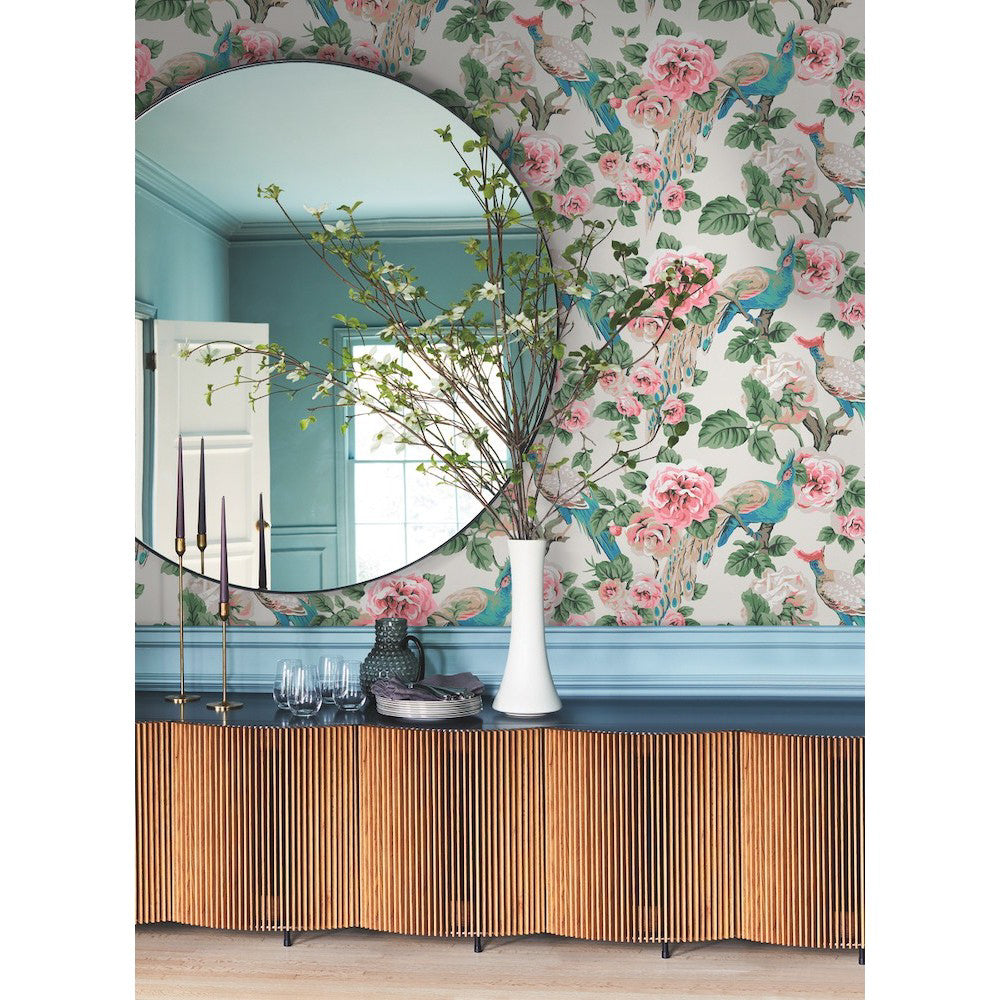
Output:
[{"left": 479, "top": 281, "right": 504, "bottom": 302}]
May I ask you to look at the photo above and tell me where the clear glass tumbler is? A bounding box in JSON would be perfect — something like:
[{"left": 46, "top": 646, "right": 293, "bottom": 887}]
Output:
[
  {"left": 287, "top": 661, "right": 323, "bottom": 718},
  {"left": 334, "top": 659, "right": 368, "bottom": 712},
  {"left": 320, "top": 654, "right": 346, "bottom": 705},
  {"left": 273, "top": 658, "right": 301, "bottom": 710}
]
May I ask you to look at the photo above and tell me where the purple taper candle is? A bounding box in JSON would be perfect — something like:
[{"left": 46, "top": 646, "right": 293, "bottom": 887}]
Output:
[
  {"left": 175, "top": 436, "right": 185, "bottom": 540},
  {"left": 219, "top": 496, "right": 229, "bottom": 605},
  {"left": 197, "top": 438, "right": 207, "bottom": 539},
  {"left": 258, "top": 493, "right": 267, "bottom": 590}
]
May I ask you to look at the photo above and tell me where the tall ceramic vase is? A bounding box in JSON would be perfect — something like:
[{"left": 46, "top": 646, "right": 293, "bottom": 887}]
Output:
[{"left": 492, "top": 539, "right": 561, "bottom": 717}]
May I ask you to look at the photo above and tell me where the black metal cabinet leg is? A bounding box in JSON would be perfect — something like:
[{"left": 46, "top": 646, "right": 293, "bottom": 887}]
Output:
[
  {"left": 858, "top": 948, "right": 864, "bottom": 965},
  {"left": 661, "top": 941, "right": 670, "bottom": 959},
  {"left": 474, "top": 936, "right": 484, "bottom": 953},
  {"left": 283, "top": 930, "right": 292, "bottom": 947}
]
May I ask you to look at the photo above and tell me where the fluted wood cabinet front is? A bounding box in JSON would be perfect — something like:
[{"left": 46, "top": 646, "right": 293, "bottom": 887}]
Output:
[
  {"left": 168, "top": 723, "right": 358, "bottom": 931},
  {"left": 359, "top": 727, "right": 544, "bottom": 938},
  {"left": 136, "top": 721, "right": 862, "bottom": 950}
]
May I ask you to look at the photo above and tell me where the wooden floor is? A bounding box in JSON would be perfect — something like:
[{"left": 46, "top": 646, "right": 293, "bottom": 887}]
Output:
[{"left": 136, "top": 925, "right": 864, "bottom": 1000}]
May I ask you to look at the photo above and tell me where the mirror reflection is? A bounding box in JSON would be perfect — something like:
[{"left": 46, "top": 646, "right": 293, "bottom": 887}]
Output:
[{"left": 136, "top": 63, "right": 538, "bottom": 591}]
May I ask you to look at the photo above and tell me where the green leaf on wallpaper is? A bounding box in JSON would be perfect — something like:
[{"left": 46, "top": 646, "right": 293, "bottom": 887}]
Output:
[
  {"left": 698, "top": 0, "right": 750, "bottom": 20},
  {"left": 662, "top": 209, "right": 682, "bottom": 224},
  {"left": 572, "top": 450, "right": 593, "bottom": 473},
  {"left": 687, "top": 509, "right": 718, "bottom": 540},
  {"left": 724, "top": 332, "right": 756, "bottom": 364},
  {"left": 838, "top": 107, "right": 855, "bottom": 125},
  {"left": 689, "top": 299, "right": 718, "bottom": 326},
  {"left": 444, "top": 10, "right": 483, "bottom": 43},
  {"left": 438, "top": 533, "right": 468, "bottom": 555},
  {"left": 341, "top": 585, "right": 366, "bottom": 601},
  {"left": 621, "top": 470, "right": 648, "bottom": 494},
  {"left": 705, "top": 466, "right": 727, "bottom": 487},
  {"left": 459, "top": 56, "right": 496, "bottom": 102},
  {"left": 699, "top": 410, "right": 750, "bottom": 449},
  {"left": 467, "top": 536, "right": 495, "bottom": 571},
  {"left": 747, "top": 427, "right": 777, "bottom": 463},
  {"left": 726, "top": 542, "right": 774, "bottom": 579},
  {"left": 742, "top": 377, "right": 779, "bottom": 422},
  {"left": 561, "top": 159, "right": 595, "bottom": 188},
  {"left": 687, "top": 83, "right": 719, "bottom": 113},
  {"left": 769, "top": 535, "right": 795, "bottom": 557},
  {"left": 817, "top": 98, "right": 837, "bottom": 117},
  {"left": 183, "top": 2, "right": 213, "bottom": 36},
  {"left": 572, "top": 22, "right": 593, "bottom": 44},
  {"left": 135, "top": 583, "right": 145, "bottom": 599},
  {"left": 662, "top": 0, "right": 682, "bottom": 9},
  {"left": 705, "top": 38, "right": 728, "bottom": 58},
  {"left": 692, "top": 583, "right": 709, "bottom": 601},
  {"left": 657, "top": 446, "right": 682, "bottom": 464},
  {"left": 488, "top": 1, "right": 514, "bottom": 20},
  {"left": 818, "top": 526, "right": 836, "bottom": 543},
  {"left": 837, "top": 535, "right": 855, "bottom": 552},
  {"left": 837, "top": 322, "right": 855, "bottom": 338},
  {"left": 748, "top": 2, "right": 778, "bottom": 37},
  {"left": 698, "top": 196, "right": 749, "bottom": 236},
  {"left": 853, "top": 344, "right": 865, "bottom": 361},
  {"left": 656, "top": 233, "right": 682, "bottom": 251},
  {"left": 623, "top": 256, "right": 649, "bottom": 280},
  {"left": 846, "top": 52, "right": 865, "bottom": 80},
  {"left": 135, "top": 1, "right": 186, "bottom": 21},
  {"left": 692, "top": 155, "right": 709, "bottom": 173},
  {"left": 742, "top": 591, "right": 781, "bottom": 625},
  {"left": 724, "top": 118, "right": 756, "bottom": 150},
  {"left": 621, "top": 43, "right": 648, "bottom": 67},
  {"left": 140, "top": 38, "right": 163, "bottom": 58},
  {"left": 854, "top": 558, "right": 865, "bottom": 576},
  {"left": 768, "top": 107, "right": 795, "bottom": 129},
  {"left": 595, "top": 186, "right": 622, "bottom": 208},
  {"left": 748, "top": 215, "right": 778, "bottom": 249},
  {"left": 423, "top": 573, "right": 446, "bottom": 594},
  {"left": 160, "top": 561, "right": 179, "bottom": 577},
  {"left": 618, "top": 0, "right": 638, "bottom": 12},
  {"left": 656, "top": 18, "right": 682, "bottom": 36},
  {"left": 818, "top": 312, "right": 837, "bottom": 330},
  {"left": 854, "top": 130, "right": 865, "bottom": 147},
  {"left": 741, "top": 163, "right": 771, "bottom": 208},
  {"left": 692, "top": 368, "right": 709, "bottom": 386}
]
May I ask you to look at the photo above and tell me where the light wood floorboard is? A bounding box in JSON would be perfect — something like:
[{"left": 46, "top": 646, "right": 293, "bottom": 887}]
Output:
[{"left": 136, "top": 925, "right": 864, "bottom": 1000}]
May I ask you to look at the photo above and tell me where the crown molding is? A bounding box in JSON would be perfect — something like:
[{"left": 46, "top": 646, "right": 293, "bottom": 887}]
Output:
[{"left": 135, "top": 151, "right": 239, "bottom": 239}]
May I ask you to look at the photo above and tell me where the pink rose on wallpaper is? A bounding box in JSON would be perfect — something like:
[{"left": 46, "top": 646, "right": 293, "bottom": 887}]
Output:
[
  {"left": 748, "top": 354, "right": 817, "bottom": 421},
  {"left": 838, "top": 295, "right": 865, "bottom": 325},
  {"left": 662, "top": 610, "right": 687, "bottom": 626},
  {"left": 662, "top": 183, "right": 686, "bottom": 211},
  {"left": 542, "top": 565, "right": 564, "bottom": 613},
  {"left": 616, "top": 607, "right": 643, "bottom": 626},
  {"left": 516, "top": 130, "right": 563, "bottom": 187},
  {"left": 565, "top": 612, "right": 594, "bottom": 626},
  {"left": 598, "top": 368, "right": 625, "bottom": 394},
  {"left": 661, "top": 396, "right": 686, "bottom": 425},
  {"left": 795, "top": 238, "right": 846, "bottom": 298},
  {"left": 615, "top": 393, "right": 643, "bottom": 418},
  {"left": 836, "top": 508, "right": 865, "bottom": 539},
  {"left": 234, "top": 21, "right": 283, "bottom": 63},
  {"left": 795, "top": 25, "right": 846, "bottom": 84},
  {"left": 626, "top": 81, "right": 675, "bottom": 129},
  {"left": 630, "top": 361, "right": 663, "bottom": 397},
  {"left": 645, "top": 465, "right": 718, "bottom": 530},
  {"left": 361, "top": 575, "right": 437, "bottom": 626},
  {"left": 836, "top": 81, "right": 865, "bottom": 112},
  {"left": 625, "top": 508, "right": 673, "bottom": 558},
  {"left": 747, "top": 141, "right": 817, "bottom": 212},
  {"left": 645, "top": 251, "right": 718, "bottom": 317},
  {"left": 629, "top": 147, "right": 663, "bottom": 183},
  {"left": 626, "top": 315, "right": 668, "bottom": 346},
  {"left": 555, "top": 186, "right": 593, "bottom": 217},
  {"left": 135, "top": 41, "right": 154, "bottom": 94},
  {"left": 616, "top": 178, "right": 642, "bottom": 204},
  {"left": 644, "top": 38, "right": 717, "bottom": 102},
  {"left": 348, "top": 41, "right": 381, "bottom": 69},
  {"left": 598, "top": 578, "right": 628, "bottom": 609},
  {"left": 748, "top": 567, "right": 816, "bottom": 619},
  {"left": 598, "top": 151, "right": 624, "bottom": 179},
  {"left": 630, "top": 575, "right": 663, "bottom": 610},
  {"left": 466, "top": 33, "right": 534, "bottom": 103},
  {"left": 316, "top": 43, "right": 344, "bottom": 62},
  {"left": 558, "top": 400, "right": 591, "bottom": 432},
  {"left": 795, "top": 452, "right": 846, "bottom": 511},
  {"left": 344, "top": 0, "right": 398, "bottom": 23}
]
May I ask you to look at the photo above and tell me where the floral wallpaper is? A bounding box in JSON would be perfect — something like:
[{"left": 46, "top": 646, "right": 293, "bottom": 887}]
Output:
[{"left": 135, "top": 0, "right": 864, "bottom": 628}]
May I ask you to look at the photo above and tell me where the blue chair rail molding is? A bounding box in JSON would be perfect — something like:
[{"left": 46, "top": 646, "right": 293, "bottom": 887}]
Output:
[{"left": 135, "top": 625, "right": 864, "bottom": 699}]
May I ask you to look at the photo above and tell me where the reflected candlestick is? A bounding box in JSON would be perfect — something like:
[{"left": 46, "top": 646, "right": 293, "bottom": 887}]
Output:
[
  {"left": 219, "top": 496, "right": 229, "bottom": 605},
  {"left": 167, "top": 439, "right": 198, "bottom": 703},
  {"left": 208, "top": 497, "right": 241, "bottom": 711},
  {"left": 258, "top": 493, "right": 267, "bottom": 590},
  {"left": 175, "top": 436, "right": 185, "bottom": 540},
  {"left": 196, "top": 437, "right": 207, "bottom": 575}
]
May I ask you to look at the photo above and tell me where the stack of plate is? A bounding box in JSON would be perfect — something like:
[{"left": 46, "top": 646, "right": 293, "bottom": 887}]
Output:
[{"left": 375, "top": 694, "right": 483, "bottom": 721}]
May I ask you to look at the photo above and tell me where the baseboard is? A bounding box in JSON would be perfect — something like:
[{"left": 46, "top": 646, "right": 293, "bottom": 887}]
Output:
[{"left": 135, "top": 625, "right": 864, "bottom": 699}]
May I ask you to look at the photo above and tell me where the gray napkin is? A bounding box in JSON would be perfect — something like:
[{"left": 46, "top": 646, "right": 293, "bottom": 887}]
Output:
[{"left": 371, "top": 671, "right": 483, "bottom": 702}]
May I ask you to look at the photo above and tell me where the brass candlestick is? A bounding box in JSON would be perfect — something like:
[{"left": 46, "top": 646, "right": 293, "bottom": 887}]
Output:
[
  {"left": 197, "top": 532, "right": 207, "bottom": 576},
  {"left": 208, "top": 602, "right": 242, "bottom": 712},
  {"left": 165, "top": 539, "right": 200, "bottom": 704}
]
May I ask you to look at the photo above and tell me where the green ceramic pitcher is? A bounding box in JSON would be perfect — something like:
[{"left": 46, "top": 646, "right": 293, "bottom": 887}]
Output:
[{"left": 360, "top": 617, "right": 425, "bottom": 692}]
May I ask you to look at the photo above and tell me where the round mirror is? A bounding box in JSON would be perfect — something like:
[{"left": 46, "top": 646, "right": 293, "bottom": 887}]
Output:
[{"left": 136, "top": 62, "right": 546, "bottom": 592}]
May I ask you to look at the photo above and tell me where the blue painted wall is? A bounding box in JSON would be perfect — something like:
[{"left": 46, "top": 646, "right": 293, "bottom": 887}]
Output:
[{"left": 135, "top": 188, "right": 229, "bottom": 322}]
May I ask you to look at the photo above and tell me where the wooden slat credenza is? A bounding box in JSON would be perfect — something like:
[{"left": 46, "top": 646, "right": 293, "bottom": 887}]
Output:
[{"left": 136, "top": 694, "right": 863, "bottom": 954}]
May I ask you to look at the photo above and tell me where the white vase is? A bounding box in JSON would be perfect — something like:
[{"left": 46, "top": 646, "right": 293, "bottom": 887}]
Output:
[{"left": 492, "top": 539, "right": 562, "bottom": 717}]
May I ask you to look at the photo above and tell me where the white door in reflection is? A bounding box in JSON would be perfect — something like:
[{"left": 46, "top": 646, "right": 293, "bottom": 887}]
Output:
[{"left": 152, "top": 320, "right": 271, "bottom": 583}]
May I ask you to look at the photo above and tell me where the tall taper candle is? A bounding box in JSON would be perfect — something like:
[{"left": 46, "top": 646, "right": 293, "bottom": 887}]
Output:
[
  {"left": 219, "top": 496, "right": 229, "bottom": 605},
  {"left": 175, "top": 436, "right": 185, "bottom": 541},
  {"left": 197, "top": 438, "right": 207, "bottom": 538},
  {"left": 258, "top": 493, "right": 267, "bottom": 590}
]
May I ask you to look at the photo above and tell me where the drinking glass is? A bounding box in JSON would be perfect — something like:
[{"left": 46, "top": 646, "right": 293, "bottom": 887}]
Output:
[
  {"left": 273, "top": 658, "right": 300, "bottom": 710},
  {"left": 320, "top": 654, "right": 346, "bottom": 705},
  {"left": 333, "top": 659, "right": 368, "bottom": 712},
  {"left": 287, "top": 662, "right": 323, "bottom": 718}
]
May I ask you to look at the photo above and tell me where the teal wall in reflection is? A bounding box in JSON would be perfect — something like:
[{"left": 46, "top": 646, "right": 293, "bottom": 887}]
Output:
[{"left": 135, "top": 189, "right": 229, "bottom": 322}]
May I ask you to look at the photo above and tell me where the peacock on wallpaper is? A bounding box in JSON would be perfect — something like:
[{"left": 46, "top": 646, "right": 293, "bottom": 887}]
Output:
[{"left": 134, "top": 0, "right": 864, "bottom": 629}]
